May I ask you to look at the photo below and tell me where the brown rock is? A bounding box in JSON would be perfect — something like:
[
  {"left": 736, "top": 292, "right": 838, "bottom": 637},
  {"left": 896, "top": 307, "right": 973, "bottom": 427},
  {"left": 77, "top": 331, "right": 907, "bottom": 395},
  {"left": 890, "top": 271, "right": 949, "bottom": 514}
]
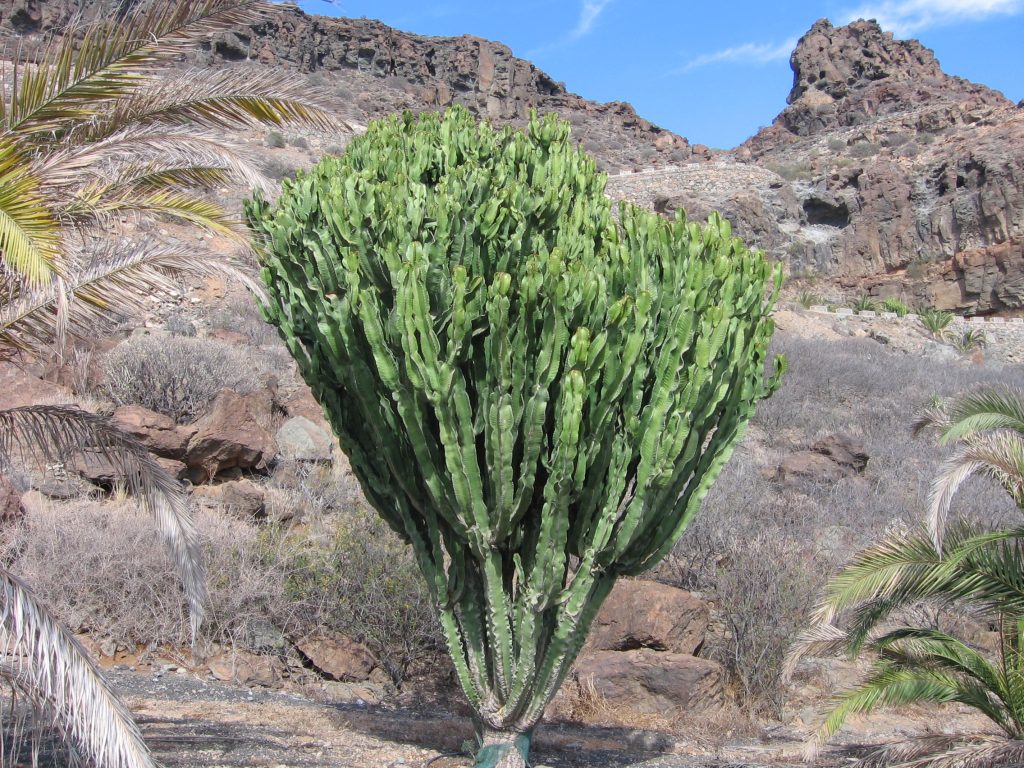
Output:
[
  {"left": 296, "top": 634, "right": 376, "bottom": 682},
  {"left": 778, "top": 453, "right": 850, "bottom": 485},
  {"left": 574, "top": 649, "right": 724, "bottom": 714},
  {"left": 585, "top": 579, "right": 708, "bottom": 656},
  {"left": 185, "top": 389, "right": 277, "bottom": 481},
  {"left": 0, "top": 362, "right": 72, "bottom": 410},
  {"left": 191, "top": 478, "right": 266, "bottom": 518},
  {"left": 111, "top": 405, "right": 197, "bottom": 460},
  {"left": 812, "top": 433, "right": 869, "bottom": 473},
  {"left": 207, "top": 651, "right": 282, "bottom": 687}
]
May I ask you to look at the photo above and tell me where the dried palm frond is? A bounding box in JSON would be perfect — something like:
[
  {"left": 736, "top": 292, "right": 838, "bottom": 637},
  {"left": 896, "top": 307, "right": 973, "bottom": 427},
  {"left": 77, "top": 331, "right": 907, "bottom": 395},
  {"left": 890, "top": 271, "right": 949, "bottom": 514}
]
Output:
[
  {"left": 0, "top": 569, "right": 155, "bottom": 768},
  {"left": 0, "top": 406, "right": 206, "bottom": 635}
]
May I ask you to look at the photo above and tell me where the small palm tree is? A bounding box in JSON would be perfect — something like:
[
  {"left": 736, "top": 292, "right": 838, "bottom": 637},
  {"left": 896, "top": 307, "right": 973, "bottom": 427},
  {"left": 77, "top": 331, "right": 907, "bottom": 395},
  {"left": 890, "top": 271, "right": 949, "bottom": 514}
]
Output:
[
  {"left": 0, "top": 1, "right": 340, "bottom": 764},
  {"left": 792, "top": 524, "right": 1024, "bottom": 767},
  {"left": 791, "top": 389, "right": 1024, "bottom": 767},
  {"left": 914, "top": 387, "right": 1024, "bottom": 548}
]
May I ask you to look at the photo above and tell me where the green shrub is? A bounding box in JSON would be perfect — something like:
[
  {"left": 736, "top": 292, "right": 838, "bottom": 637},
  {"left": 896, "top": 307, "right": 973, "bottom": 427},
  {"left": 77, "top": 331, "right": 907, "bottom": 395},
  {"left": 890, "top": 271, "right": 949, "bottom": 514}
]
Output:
[
  {"left": 881, "top": 297, "right": 909, "bottom": 317},
  {"left": 265, "top": 130, "right": 286, "bottom": 149},
  {"left": 850, "top": 294, "right": 877, "bottom": 312},
  {"left": 288, "top": 135, "right": 309, "bottom": 150},
  {"left": 919, "top": 307, "right": 954, "bottom": 335},
  {"left": 798, "top": 290, "right": 822, "bottom": 309},
  {"left": 827, "top": 137, "right": 846, "bottom": 152}
]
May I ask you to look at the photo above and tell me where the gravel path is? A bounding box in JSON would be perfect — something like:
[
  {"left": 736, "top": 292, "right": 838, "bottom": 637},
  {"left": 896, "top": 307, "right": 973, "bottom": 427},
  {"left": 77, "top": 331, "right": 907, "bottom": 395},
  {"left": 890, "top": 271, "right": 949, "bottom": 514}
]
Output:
[{"left": 103, "top": 670, "right": 811, "bottom": 768}]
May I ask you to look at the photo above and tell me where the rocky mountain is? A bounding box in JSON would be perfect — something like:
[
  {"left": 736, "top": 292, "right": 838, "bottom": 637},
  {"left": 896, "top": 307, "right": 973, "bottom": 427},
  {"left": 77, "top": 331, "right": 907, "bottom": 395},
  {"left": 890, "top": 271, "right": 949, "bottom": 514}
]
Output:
[
  {"left": 1, "top": 0, "right": 700, "bottom": 170},
  {"left": 623, "top": 19, "right": 1023, "bottom": 314},
  {"left": 3, "top": 5, "right": 1021, "bottom": 313}
]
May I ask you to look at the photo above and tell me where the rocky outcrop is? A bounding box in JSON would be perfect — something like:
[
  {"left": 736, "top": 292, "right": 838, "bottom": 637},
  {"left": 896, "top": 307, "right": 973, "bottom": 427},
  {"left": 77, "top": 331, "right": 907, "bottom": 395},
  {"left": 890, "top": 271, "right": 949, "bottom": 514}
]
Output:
[
  {"left": 296, "top": 634, "right": 377, "bottom": 682},
  {"left": 275, "top": 416, "right": 333, "bottom": 462},
  {"left": 1, "top": 0, "right": 696, "bottom": 172},
  {"left": 583, "top": 579, "right": 708, "bottom": 656},
  {"left": 185, "top": 389, "right": 277, "bottom": 481},
  {"left": 111, "top": 405, "right": 196, "bottom": 461},
  {"left": 569, "top": 580, "right": 724, "bottom": 715}
]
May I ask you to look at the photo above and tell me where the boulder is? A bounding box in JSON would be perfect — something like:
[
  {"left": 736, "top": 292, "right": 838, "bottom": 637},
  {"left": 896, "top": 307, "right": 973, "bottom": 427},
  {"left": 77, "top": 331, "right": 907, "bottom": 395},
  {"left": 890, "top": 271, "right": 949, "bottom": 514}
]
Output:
[
  {"left": 778, "top": 433, "right": 869, "bottom": 485},
  {"left": 585, "top": 579, "right": 708, "bottom": 656},
  {"left": 574, "top": 649, "right": 724, "bottom": 714},
  {"left": 111, "top": 405, "right": 196, "bottom": 460},
  {"left": 812, "top": 433, "right": 869, "bottom": 473},
  {"left": 296, "top": 634, "right": 376, "bottom": 682},
  {"left": 275, "top": 416, "right": 333, "bottom": 462},
  {"left": 191, "top": 478, "right": 266, "bottom": 519},
  {"left": 185, "top": 389, "right": 277, "bottom": 481},
  {"left": 0, "top": 362, "right": 72, "bottom": 410},
  {"left": 207, "top": 651, "right": 282, "bottom": 687}
]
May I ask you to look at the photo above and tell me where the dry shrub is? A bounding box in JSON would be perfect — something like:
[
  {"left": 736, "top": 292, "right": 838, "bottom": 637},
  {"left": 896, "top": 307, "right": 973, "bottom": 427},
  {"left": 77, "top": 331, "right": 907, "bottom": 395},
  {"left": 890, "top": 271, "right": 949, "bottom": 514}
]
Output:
[
  {"left": 267, "top": 505, "right": 443, "bottom": 685},
  {"left": 664, "top": 335, "right": 1023, "bottom": 714},
  {"left": 103, "top": 334, "right": 265, "bottom": 423},
  {"left": 0, "top": 500, "right": 292, "bottom": 652}
]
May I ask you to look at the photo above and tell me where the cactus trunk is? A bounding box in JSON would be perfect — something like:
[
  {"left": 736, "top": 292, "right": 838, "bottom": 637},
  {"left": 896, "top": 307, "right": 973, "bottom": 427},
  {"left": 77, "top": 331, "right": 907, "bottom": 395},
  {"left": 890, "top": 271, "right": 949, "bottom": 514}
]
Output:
[
  {"left": 474, "top": 728, "right": 532, "bottom": 768},
  {"left": 247, "top": 107, "right": 783, "bottom": 766}
]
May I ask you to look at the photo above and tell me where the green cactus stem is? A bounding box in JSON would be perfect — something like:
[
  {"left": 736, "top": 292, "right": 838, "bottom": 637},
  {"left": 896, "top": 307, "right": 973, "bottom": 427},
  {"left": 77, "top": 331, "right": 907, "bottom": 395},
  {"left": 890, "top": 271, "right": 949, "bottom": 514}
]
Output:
[{"left": 246, "top": 106, "right": 783, "bottom": 768}]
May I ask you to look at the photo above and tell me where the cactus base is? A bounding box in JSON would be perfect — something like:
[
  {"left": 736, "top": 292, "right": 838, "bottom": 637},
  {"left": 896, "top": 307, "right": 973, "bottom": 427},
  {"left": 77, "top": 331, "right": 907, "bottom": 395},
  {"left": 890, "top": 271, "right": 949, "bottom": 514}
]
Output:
[{"left": 473, "top": 729, "right": 532, "bottom": 768}]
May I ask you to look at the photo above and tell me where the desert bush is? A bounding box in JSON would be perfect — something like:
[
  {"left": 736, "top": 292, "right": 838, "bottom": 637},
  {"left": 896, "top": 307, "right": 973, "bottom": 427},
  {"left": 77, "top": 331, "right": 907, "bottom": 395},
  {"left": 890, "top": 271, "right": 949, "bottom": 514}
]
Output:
[
  {"left": 261, "top": 157, "right": 299, "bottom": 181},
  {"left": 267, "top": 505, "right": 443, "bottom": 685},
  {"left": 265, "top": 130, "right": 286, "bottom": 148},
  {"left": 288, "top": 135, "right": 309, "bottom": 150},
  {"left": 826, "top": 137, "right": 846, "bottom": 152},
  {"left": 0, "top": 502, "right": 292, "bottom": 652},
  {"left": 767, "top": 161, "right": 814, "bottom": 181},
  {"left": 103, "top": 334, "right": 264, "bottom": 423},
  {"left": 669, "top": 335, "right": 1022, "bottom": 710},
  {"left": 202, "top": 292, "right": 279, "bottom": 345},
  {"left": 849, "top": 141, "right": 879, "bottom": 159}
]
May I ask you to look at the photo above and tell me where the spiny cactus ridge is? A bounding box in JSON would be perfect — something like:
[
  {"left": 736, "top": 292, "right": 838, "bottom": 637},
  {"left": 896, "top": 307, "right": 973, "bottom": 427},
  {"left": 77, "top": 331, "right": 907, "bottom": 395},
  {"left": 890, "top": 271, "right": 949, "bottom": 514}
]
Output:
[{"left": 246, "top": 106, "right": 783, "bottom": 767}]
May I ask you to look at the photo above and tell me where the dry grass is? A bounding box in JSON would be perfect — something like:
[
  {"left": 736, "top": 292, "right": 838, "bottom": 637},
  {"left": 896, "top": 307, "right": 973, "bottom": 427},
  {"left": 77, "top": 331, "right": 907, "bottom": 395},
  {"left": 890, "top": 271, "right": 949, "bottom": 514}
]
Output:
[{"left": 662, "top": 334, "right": 1023, "bottom": 715}]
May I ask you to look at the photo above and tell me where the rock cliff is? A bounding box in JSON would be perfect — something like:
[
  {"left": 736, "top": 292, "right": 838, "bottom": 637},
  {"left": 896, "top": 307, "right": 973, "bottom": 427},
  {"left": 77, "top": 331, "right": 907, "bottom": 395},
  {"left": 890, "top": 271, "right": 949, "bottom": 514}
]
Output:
[{"left": 3, "top": 5, "right": 1021, "bottom": 312}]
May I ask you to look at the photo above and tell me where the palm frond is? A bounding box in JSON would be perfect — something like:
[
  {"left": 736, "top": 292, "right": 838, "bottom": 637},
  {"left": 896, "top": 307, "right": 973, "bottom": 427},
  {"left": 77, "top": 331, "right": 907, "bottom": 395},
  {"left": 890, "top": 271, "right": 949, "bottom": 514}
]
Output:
[
  {"left": 929, "top": 433, "right": 1024, "bottom": 548},
  {"left": 5, "top": 0, "right": 270, "bottom": 138},
  {"left": 36, "top": 127, "right": 273, "bottom": 197},
  {"left": 0, "top": 240, "right": 265, "bottom": 353},
  {"left": 805, "top": 665, "right": 964, "bottom": 760},
  {"left": 932, "top": 388, "right": 1024, "bottom": 446},
  {"left": 0, "top": 406, "right": 206, "bottom": 635},
  {"left": 87, "top": 66, "right": 343, "bottom": 136},
  {"left": 854, "top": 733, "right": 1007, "bottom": 768},
  {"left": 813, "top": 525, "right": 1024, "bottom": 633},
  {"left": 0, "top": 569, "right": 155, "bottom": 768},
  {"left": 784, "top": 622, "right": 849, "bottom": 680},
  {"left": 0, "top": 141, "right": 61, "bottom": 286}
]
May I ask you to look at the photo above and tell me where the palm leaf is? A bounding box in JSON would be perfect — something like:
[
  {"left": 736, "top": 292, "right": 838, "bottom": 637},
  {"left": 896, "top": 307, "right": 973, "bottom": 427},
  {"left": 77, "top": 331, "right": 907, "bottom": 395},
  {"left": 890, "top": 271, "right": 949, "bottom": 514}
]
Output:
[
  {"left": 5, "top": 0, "right": 270, "bottom": 137},
  {"left": 929, "top": 433, "right": 1024, "bottom": 547},
  {"left": 918, "top": 389, "right": 1024, "bottom": 446},
  {"left": 806, "top": 665, "right": 965, "bottom": 759},
  {"left": 0, "top": 569, "right": 156, "bottom": 768},
  {"left": 0, "top": 240, "right": 265, "bottom": 353},
  {"left": 0, "top": 406, "right": 206, "bottom": 636},
  {"left": 0, "top": 140, "right": 61, "bottom": 286},
  {"left": 87, "top": 66, "right": 343, "bottom": 136}
]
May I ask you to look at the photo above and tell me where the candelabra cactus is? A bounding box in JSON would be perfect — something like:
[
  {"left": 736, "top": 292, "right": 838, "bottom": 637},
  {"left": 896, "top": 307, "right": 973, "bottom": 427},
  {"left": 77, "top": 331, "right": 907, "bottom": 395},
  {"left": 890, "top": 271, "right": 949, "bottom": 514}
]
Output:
[{"left": 246, "top": 107, "right": 783, "bottom": 768}]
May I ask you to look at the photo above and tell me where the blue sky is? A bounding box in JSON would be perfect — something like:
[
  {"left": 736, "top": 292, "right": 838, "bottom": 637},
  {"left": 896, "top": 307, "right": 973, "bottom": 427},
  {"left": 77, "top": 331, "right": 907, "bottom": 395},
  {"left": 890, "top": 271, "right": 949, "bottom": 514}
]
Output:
[{"left": 298, "top": 1, "right": 1024, "bottom": 149}]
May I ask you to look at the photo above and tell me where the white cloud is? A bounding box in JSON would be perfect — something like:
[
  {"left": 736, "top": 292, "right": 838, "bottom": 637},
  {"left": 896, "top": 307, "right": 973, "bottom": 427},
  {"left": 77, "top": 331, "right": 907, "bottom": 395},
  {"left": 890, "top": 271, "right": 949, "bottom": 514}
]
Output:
[
  {"left": 569, "top": 1, "right": 613, "bottom": 41},
  {"left": 840, "top": 0, "right": 1023, "bottom": 35},
  {"left": 678, "top": 37, "right": 798, "bottom": 73}
]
